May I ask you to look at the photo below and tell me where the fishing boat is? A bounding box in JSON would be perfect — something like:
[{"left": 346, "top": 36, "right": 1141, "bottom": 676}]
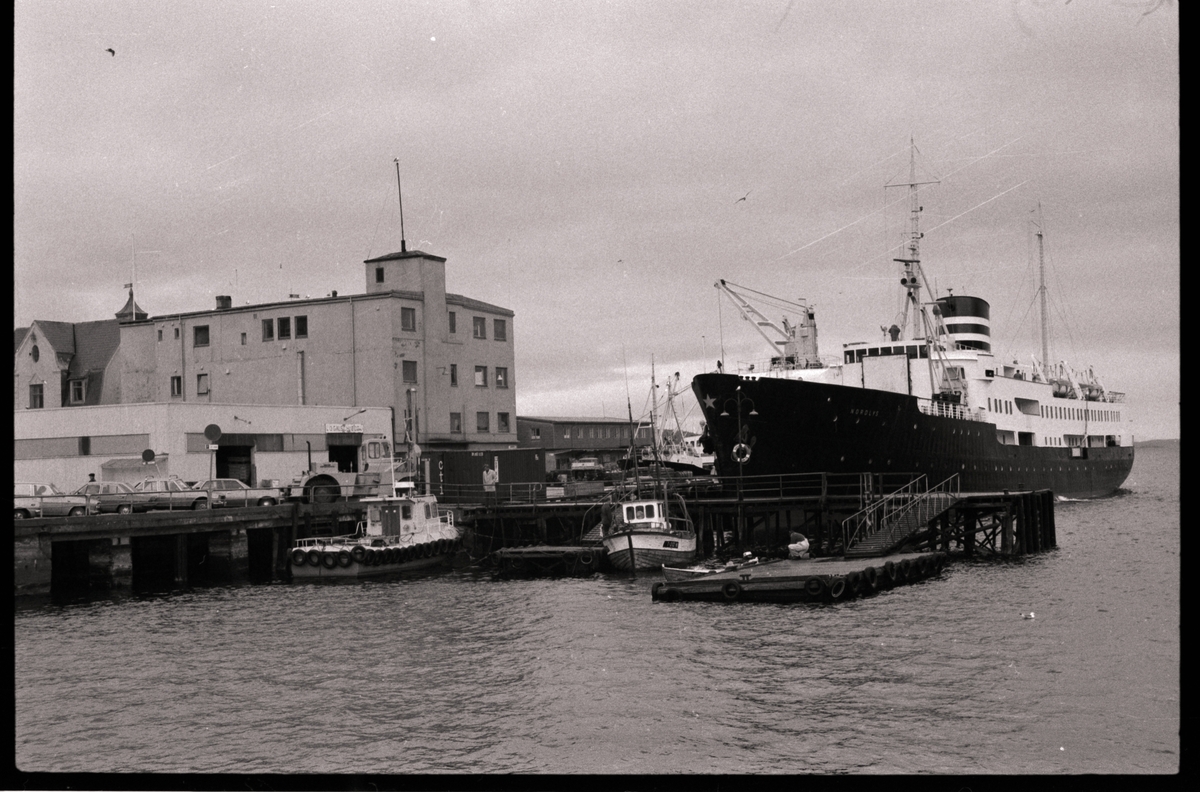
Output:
[
  {"left": 693, "top": 145, "right": 1133, "bottom": 499},
  {"left": 662, "top": 552, "right": 767, "bottom": 582},
  {"left": 288, "top": 481, "right": 461, "bottom": 579},
  {"left": 600, "top": 493, "right": 699, "bottom": 572}
]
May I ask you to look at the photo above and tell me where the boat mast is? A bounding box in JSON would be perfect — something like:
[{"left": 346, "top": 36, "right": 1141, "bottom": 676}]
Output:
[{"left": 649, "top": 357, "right": 663, "bottom": 499}]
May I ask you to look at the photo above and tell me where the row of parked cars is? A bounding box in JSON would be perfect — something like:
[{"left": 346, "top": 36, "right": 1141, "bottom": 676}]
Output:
[{"left": 14, "top": 477, "right": 284, "bottom": 519}]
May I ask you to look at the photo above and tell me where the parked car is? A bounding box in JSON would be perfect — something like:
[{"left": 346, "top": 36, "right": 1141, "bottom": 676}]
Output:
[
  {"left": 130, "top": 477, "right": 210, "bottom": 511},
  {"left": 71, "top": 481, "right": 149, "bottom": 515},
  {"left": 15, "top": 482, "right": 100, "bottom": 518},
  {"left": 193, "top": 478, "right": 283, "bottom": 508}
]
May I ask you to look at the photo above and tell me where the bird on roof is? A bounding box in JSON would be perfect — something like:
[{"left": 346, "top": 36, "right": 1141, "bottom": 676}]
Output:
[{"left": 106, "top": 48, "right": 116, "bottom": 57}]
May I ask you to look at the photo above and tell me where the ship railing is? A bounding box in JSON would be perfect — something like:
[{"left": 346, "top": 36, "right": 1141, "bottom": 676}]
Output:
[
  {"left": 916, "top": 398, "right": 981, "bottom": 421},
  {"left": 841, "top": 474, "right": 960, "bottom": 552},
  {"left": 697, "top": 470, "right": 922, "bottom": 501}
]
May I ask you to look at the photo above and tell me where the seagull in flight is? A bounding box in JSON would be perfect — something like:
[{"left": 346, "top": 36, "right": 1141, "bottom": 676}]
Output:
[
  {"left": 735, "top": 191, "right": 750, "bottom": 204},
  {"left": 106, "top": 48, "right": 116, "bottom": 56}
]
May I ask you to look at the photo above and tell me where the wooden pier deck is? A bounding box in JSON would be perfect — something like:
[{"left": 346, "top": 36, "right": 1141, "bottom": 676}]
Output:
[{"left": 651, "top": 551, "right": 947, "bottom": 604}]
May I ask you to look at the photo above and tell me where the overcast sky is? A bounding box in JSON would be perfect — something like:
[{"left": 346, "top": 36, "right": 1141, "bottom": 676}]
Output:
[{"left": 14, "top": 0, "right": 1178, "bottom": 440}]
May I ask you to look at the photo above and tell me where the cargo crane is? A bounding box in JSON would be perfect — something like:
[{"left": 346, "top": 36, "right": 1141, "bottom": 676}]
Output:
[{"left": 715, "top": 279, "right": 822, "bottom": 370}]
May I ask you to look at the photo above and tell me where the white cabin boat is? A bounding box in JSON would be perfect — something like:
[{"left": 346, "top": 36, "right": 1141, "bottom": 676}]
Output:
[{"left": 601, "top": 494, "right": 698, "bottom": 572}]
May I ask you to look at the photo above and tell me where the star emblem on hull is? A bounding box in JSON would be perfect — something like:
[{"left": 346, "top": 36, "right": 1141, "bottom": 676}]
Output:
[{"left": 702, "top": 394, "right": 716, "bottom": 410}]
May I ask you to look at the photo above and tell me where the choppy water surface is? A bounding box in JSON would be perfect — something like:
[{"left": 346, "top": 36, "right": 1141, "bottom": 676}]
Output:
[{"left": 15, "top": 445, "right": 1178, "bottom": 775}]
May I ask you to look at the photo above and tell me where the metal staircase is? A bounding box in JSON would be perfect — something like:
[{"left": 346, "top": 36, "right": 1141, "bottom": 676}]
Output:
[{"left": 842, "top": 475, "right": 960, "bottom": 558}]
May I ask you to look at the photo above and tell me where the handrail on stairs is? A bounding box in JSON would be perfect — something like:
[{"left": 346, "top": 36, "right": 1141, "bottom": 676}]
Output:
[{"left": 841, "top": 474, "right": 960, "bottom": 552}]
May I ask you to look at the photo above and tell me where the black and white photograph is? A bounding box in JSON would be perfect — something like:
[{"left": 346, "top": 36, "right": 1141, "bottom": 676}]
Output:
[{"left": 14, "top": 0, "right": 1177, "bottom": 781}]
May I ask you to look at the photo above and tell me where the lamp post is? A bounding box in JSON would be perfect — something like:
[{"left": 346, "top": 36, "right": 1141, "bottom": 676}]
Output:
[{"left": 719, "top": 386, "right": 758, "bottom": 553}]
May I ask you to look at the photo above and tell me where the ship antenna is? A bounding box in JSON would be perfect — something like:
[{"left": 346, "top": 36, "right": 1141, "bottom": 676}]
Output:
[
  {"left": 393, "top": 158, "right": 407, "bottom": 253},
  {"left": 885, "top": 137, "right": 939, "bottom": 341},
  {"left": 1035, "top": 203, "right": 1050, "bottom": 373}
]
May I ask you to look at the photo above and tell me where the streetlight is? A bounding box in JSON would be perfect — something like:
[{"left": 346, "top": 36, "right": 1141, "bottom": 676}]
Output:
[{"left": 719, "top": 385, "right": 758, "bottom": 553}]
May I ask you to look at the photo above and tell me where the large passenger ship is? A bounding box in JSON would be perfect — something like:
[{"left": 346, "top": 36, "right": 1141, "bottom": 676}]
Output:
[{"left": 693, "top": 151, "right": 1133, "bottom": 499}]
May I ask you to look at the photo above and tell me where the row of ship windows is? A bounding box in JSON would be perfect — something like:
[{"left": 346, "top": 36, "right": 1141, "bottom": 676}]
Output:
[
  {"left": 986, "top": 397, "right": 1118, "bottom": 423},
  {"left": 160, "top": 313, "right": 509, "bottom": 346}
]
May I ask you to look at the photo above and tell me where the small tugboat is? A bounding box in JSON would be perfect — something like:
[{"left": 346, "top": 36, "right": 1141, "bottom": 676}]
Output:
[{"left": 288, "top": 481, "right": 460, "bottom": 579}]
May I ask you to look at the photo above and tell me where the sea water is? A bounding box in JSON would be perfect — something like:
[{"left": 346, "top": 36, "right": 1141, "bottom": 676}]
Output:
[{"left": 14, "top": 443, "right": 1178, "bottom": 775}]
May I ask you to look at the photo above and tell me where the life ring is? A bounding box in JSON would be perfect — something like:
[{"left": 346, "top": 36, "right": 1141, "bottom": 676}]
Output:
[
  {"left": 829, "top": 578, "right": 846, "bottom": 599},
  {"left": 732, "top": 443, "right": 752, "bottom": 464},
  {"left": 884, "top": 561, "right": 897, "bottom": 581},
  {"left": 805, "top": 577, "right": 825, "bottom": 597},
  {"left": 291, "top": 548, "right": 308, "bottom": 567},
  {"left": 846, "top": 571, "right": 862, "bottom": 594},
  {"left": 337, "top": 550, "right": 353, "bottom": 568},
  {"left": 578, "top": 552, "right": 594, "bottom": 567},
  {"left": 351, "top": 546, "right": 368, "bottom": 564},
  {"left": 863, "top": 566, "right": 879, "bottom": 589},
  {"left": 306, "top": 549, "right": 322, "bottom": 567},
  {"left": 722, "top": 581, "right": 742, "bottom": 602},
  {"left": 321, "top": 551, "right": 338, "bottom": 569}
]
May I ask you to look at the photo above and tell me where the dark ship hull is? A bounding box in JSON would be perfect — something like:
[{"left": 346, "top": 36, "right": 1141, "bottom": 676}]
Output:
[{"left": 693, "top": 372, "right": 1134, "bottom": 499}]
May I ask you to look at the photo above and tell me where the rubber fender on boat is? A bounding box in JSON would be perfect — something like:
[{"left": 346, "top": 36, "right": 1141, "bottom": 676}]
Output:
[
  {"left": 321, "top": 551, "right": 338, "bottom": 569},
  {"left": 337, "top": 550, "right": 353, "bottom": 568},
  {"left": 898, "top": 558, "right": 913, "bottom": 579},
  {"left": 661, "top": 588, "right": 681, "bottom": 602},
  {"left": 367, "top": 549, "right": 381, "bottom": 566},
  {"left": 379, "top": 547, "right": 391, "bottom": 564},
  {"left": 306, "top": 549, "right": 322, "bottom": 567},
  {"left": 804, "top": 577, "right": 825, "bottom": 597},
  {"left": 829, "top": 578, "right": 847, "bottom": 599},
  {"left": 394, "top": 545, "right": 406, "bottom": 563},
  {"left": 439, "top": 538, "right": 450, "bottom": 554},
  {"left": 351, "top": 545, "right": 368, "bottom": 564},
  {"left": 291, "top": 548, "right": 308, "bottom": 567},
  {"left": 424, "top": 542, "right": 435, "bottom": 558},
  {"left": 917, "top": 556, "right": 929, "bottom": 576},
  {"left": 846, "top": 571, "right": 862, "bottom": 594},
  {"left": 884, "top": 561, "right": 897, "bottom": 581},
  {"left": 863, "top": 566, "right": 879, "bottom": 589},
  {"left": 651, "top": 581, "right": 666, "bottom": 599},
  {"left": 722, "top": 581, "right": 742, "bottom": 602}
]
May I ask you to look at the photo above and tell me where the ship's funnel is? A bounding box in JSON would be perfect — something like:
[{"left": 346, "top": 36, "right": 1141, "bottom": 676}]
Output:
[{"left": 934, "top": 295, "right": 991, "bottom": 352}]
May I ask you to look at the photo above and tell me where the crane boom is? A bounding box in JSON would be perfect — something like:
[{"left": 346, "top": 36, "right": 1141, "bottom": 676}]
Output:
[{"left": 715, "top": 279, "right": 821, "bottom": 369}]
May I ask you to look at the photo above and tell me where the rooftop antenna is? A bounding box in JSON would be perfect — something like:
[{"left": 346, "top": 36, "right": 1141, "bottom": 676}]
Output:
[{"left": 393, "top": 158, "right": 407, "bottom": 253}]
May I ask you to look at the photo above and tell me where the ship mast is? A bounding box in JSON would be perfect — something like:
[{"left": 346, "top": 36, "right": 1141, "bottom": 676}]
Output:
[
  {"left": 888, "top": 137, "right": 940, "bottom": 341},
  {"left": 1035, "top": 203, "right": 1050, "bottom": 375}
]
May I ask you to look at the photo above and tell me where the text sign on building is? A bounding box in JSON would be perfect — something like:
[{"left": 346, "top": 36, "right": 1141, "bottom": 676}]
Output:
[
  {"left": 325, "top": 423, "right": 364, "bottom": 434},
  {"left": 206, "top": 444, "right": 219, "bottom": 451}
]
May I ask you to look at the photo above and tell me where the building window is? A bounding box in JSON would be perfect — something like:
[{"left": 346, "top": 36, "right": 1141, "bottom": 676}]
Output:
[
  {"left": 477, "top": 412, "right": 490, "bottom": 433},
  {"left": 402, "top": 360, "right": 418, "bottom": 383},
  {"left": 495, "top": 367, "right": 509, "bottom": 388},
  {"left": 295, "top": 315, "right": 307, "bottom": 338},
  {"left": 197, "top": 373, "right": 210, "bottom": 395},
  {"left": 278, "top": 317, "right": 291, "bottom": 340},
  {"left": 70, "top": 379, "right": 86, "bottom": 404},
  {"left": 240, "top": 332, "right": 247, "bottom": 345},
  {"left": 531, "top": 427, "right": 541, "bottom": 440},
  {"left": 376, "top": 267, "right": 385, "bottom": 283},
  {"left": 494, "top": 319, "right": 507, "bottom": 341},
  {"left": 174, "top": 327, "right": 180, "bottom": 339},
  {"left": 498, "top": 412, "right": 510, "bottom": 433},
  {"left": 28, "top": 383, "right": 43, "bottom": 409},
  {"left": 193, "top": 325, "right": 210, "bottom": 347},
  {"left": 473, "top": 316, "right": 486, "bottom": 339},
  {"left": 170, "top": 376, "right": 182, "bottom": 397},
  {"left": 401, "top": 307, "right": 417, "bottom": 332},
  {"left": 450, "top": 412, "right": 462, "bottom": 433},
  {"left": 450, "top": 364, "right": 458, "bottom": 387},
  {"left": 157, "top": 329, "right": 163, "bottom": 342},
  {"left": 262, "top": 319, "right": 274, "bottom": 341},
  {"left": 448, "top": 311, "right": 456, "bottom": 334},
  {"left": 474, "top": 366, "right": 488, "bottom": 387},
  {"left": 31, "top": 345, "right": 39, "bottom": 362}
]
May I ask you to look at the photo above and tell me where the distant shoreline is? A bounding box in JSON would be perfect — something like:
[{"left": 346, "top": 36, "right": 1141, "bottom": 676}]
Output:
[{"left": 1135, "top": 438, "right": 1180, "bottom": 448}]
